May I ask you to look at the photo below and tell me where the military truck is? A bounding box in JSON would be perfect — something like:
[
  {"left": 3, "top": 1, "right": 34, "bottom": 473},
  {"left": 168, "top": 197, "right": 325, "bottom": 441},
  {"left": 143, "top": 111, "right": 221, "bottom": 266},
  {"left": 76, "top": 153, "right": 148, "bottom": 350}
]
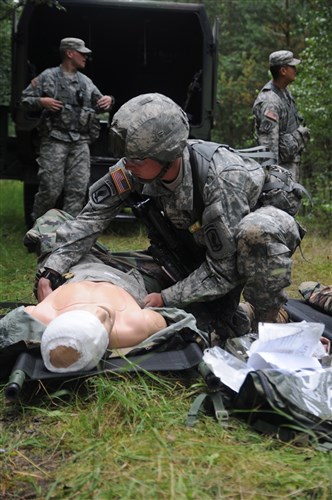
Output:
[{"left": 0, "top": 0, "right": 218, "bottom": 226}]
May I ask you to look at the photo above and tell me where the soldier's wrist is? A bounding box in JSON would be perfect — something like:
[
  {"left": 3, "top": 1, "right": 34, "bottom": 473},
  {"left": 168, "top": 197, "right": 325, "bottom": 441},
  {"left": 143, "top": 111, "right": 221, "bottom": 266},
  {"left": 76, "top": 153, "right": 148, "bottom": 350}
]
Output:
[{"left": 39, "top": 268, "right": 64, "bottom": 290}]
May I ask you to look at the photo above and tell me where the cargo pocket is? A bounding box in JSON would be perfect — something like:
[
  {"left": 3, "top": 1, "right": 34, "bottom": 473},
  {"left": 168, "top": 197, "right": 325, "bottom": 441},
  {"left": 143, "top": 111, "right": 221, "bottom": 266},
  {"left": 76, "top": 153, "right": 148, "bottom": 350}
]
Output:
[{"left": 266, "top": 242, "right": 290, "bottom": 257}]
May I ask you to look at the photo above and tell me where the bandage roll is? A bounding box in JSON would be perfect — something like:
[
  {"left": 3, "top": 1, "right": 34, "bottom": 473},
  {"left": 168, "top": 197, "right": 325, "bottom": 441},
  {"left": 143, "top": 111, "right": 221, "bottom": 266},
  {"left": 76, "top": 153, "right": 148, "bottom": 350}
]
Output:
[{"left": 41, "top": 310, "right": 109, "bottom": 373}]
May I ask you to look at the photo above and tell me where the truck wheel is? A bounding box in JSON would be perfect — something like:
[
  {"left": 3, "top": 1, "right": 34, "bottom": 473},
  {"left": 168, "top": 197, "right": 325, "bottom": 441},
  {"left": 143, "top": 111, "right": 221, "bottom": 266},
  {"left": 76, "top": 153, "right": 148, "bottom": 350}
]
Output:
[{"left": 24, "top": 183, "right": 37, "bottom": 228}]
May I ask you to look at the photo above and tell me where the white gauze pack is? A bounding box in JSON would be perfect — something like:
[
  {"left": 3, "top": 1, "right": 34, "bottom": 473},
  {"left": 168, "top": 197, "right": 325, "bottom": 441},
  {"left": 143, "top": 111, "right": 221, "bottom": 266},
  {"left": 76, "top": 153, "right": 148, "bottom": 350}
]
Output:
[{"left": 41, "top": 310, "right": 109, "bottom": 373}]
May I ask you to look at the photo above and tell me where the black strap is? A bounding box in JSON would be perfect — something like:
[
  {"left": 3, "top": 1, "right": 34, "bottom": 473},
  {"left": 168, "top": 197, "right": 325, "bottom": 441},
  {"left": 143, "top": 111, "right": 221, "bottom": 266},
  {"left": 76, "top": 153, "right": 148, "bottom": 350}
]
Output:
[{"left": 187, "top": 144, "right": 207, "bottom": 224}]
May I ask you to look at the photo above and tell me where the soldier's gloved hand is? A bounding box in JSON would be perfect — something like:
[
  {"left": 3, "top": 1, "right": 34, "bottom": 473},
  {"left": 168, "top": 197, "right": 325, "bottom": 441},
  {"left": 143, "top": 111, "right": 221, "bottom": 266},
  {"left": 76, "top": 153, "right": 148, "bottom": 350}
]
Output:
[
  {"left": 297, "top": 125, "right": 311, "bottom": 144},
  {"left": 143, "top": 293, "right": 164, "bottom": 308}
]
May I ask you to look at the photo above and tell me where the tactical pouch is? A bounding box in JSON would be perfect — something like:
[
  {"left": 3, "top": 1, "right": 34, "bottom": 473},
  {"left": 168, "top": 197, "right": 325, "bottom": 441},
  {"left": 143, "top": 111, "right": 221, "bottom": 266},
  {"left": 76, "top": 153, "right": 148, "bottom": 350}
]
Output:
[
  {"left": 88, "top": 115, "right": 101, "bottom": 143},
  {"left": 79, "top": 107, "right": 101, "bottom": 142},
  {"left": 258, "top": 165, "right": 304, "bottom": 216},
  {"left": 55, "top": 104, "right": 75, "bottom": 129}
]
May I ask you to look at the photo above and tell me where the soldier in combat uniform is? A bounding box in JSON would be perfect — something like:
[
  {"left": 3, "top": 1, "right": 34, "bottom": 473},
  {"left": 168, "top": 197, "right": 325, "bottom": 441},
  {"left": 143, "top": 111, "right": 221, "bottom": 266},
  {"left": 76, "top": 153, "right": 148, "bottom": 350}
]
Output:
[
  {"left": 21, "top": 37, "right": 114, "bottom": 222},
  {"left": 252, "top": 50, "right": 310, "bottom": 181},
  {"left": 36, "top": 93, "right": 306, "bottom": 341}
]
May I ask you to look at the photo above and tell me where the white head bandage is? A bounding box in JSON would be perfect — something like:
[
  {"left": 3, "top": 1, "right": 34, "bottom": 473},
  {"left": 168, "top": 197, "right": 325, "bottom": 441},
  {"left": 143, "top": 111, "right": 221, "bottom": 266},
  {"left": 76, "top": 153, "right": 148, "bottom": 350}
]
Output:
[{"left": 41, "top": 310, "right": 109, "bottom": 373}]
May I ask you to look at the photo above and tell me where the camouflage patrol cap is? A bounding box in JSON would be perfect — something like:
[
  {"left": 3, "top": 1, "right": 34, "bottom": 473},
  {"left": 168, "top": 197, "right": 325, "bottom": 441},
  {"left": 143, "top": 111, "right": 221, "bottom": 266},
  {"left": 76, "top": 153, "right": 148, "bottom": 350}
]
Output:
[
  {"left": 269, "top": 50, "right": 300, "bottom": 66},
  {"left": 59, "top": 38, "right": 92, "bottom": 54},
  {"left": 110, "top": 93, "right": 190, "bottom": 162}
]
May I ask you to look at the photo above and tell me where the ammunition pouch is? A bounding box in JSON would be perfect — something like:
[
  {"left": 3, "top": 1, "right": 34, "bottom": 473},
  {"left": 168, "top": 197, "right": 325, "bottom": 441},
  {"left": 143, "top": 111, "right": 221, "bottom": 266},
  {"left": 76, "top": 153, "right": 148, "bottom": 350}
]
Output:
[
  {"left": 79, "top": 107, "right": 101, "bottom": 142},
  {"left": 51, "top": 104, "right": 78, "bottom": 131},
  {"left": 258, "top": 165, "right": 309, "bottom": 216}
]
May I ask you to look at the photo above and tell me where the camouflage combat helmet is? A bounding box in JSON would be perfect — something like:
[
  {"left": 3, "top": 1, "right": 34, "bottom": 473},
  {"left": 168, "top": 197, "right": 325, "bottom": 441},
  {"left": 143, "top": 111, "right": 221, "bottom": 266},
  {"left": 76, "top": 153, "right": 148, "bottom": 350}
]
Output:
[{"left": 110, "top": 93, "right": 190, "bottom": 162}]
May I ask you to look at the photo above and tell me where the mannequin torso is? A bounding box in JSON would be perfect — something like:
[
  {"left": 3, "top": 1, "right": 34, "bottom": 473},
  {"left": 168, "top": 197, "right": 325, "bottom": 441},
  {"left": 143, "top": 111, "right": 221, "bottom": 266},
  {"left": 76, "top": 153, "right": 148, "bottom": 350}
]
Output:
[{"left": 25, "top": 281, "right": 167, "bottom": 348}]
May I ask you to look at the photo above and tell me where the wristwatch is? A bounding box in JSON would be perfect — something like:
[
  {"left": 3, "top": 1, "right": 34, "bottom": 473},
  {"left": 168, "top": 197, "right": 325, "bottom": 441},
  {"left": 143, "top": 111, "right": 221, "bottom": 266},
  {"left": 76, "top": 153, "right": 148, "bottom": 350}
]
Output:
[{"left": 39, "top": 268, "right": 64, "bottom": 290}]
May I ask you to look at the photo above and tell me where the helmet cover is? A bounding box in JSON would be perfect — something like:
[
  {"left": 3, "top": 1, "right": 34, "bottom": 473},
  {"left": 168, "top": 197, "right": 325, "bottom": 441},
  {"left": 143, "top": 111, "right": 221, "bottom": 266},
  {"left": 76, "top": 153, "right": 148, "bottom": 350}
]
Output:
[{"left": 110, "top": 93, "right": 189, "bottom": 162}]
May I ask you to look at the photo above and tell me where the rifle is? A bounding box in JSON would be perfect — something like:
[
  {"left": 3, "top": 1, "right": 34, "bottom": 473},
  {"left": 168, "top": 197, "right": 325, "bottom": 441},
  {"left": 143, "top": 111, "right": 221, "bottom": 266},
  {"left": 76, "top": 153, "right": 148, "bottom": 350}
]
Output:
[{"left": 129, "top": 194, "right": 203, "bottom": 284}]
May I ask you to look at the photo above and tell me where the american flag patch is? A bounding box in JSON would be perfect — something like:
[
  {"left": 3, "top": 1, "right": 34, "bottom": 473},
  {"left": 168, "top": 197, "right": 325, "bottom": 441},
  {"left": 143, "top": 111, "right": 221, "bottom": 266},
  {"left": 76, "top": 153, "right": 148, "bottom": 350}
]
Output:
[
  {"left": 264, "top": 110, "right": 278, "bottom": 122},
  {"left": 111, "top": 167, "right": 132, "bottom": 194}
]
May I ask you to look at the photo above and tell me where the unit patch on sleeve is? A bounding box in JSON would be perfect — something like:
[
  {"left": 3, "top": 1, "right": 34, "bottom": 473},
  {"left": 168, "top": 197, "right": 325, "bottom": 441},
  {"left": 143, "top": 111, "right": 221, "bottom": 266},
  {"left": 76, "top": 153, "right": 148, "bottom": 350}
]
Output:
[
  {"left": 111, "top": 167, "right": 132, "bottom": 194},
  {"left": 91, "top": 183, "right": 115, "bottom": 204}
]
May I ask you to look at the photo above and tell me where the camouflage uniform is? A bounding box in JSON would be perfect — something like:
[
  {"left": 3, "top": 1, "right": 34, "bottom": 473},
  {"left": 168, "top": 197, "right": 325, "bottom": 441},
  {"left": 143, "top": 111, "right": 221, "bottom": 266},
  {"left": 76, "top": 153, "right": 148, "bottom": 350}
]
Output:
[
  {"left": 299, "top": 281, "right": 332, "bottom": 315},
  {"left": 21, "top": 66, "right": 105, "bottom": 221},
  {"left": 39, "top": 143, "right": 303, "bottom": 331},
  {"left": 252, "top": 51, "right": 310, "bottom": 182}
]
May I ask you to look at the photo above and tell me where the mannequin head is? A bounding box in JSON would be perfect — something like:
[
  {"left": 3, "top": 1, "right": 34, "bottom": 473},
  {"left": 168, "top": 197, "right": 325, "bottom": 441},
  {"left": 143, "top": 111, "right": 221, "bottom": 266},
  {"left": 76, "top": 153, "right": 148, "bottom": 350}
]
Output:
[{"left": 41, "top": 310, "right": 109, "bottom": 373}]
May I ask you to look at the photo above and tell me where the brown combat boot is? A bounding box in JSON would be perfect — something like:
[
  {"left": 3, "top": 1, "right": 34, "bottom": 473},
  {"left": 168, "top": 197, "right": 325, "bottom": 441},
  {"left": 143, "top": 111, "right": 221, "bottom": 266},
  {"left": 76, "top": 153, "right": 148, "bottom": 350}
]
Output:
[
  {"left": 256, "top": 307, "right": 290, "bottom": 325},
  {"left": 238, "top": 301, "right": 255, "bottom": 324},
  {"left": 240, "top": 303, "right": 290, "bottom": 333}
]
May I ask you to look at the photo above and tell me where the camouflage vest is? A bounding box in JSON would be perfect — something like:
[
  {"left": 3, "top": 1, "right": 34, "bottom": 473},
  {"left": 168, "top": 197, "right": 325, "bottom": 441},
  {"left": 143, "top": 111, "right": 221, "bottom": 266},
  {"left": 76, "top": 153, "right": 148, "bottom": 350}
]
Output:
[
  {"left": 270, "top": 83, "right": 300, "bottom": 134},
  {"left": 41, "top": 68, "right": 100, "bottom": 140}
]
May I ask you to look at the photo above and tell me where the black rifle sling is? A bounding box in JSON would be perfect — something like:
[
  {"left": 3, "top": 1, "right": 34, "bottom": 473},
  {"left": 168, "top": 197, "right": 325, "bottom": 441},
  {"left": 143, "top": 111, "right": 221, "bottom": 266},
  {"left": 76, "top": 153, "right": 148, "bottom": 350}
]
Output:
[{"left": 187, "top": 142, "right": 219, "bottom": 224}]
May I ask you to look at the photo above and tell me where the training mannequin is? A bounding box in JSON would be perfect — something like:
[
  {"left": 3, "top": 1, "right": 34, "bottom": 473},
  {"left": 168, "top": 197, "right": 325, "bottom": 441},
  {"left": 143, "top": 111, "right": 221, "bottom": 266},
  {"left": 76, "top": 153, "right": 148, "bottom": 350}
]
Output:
[
  {"left": 25, "top": 280, "right": 167, "bottom": 350},
  {"left": 23, "top": 280, "right": 168, "bottom": 372}
]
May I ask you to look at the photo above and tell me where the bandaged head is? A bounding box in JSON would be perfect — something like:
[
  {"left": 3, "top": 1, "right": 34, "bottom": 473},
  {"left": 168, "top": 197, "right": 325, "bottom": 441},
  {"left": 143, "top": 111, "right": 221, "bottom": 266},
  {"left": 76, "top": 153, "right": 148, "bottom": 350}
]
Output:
[{"left": 41, "top": 310, "right": 109, "bottom": 373}]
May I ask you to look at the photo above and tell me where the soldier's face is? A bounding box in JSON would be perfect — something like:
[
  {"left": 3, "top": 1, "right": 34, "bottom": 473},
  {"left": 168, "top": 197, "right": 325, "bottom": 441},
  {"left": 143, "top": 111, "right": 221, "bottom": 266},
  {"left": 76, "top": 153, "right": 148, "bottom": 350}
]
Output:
[
  {"left": 283, "top": 65, "right": 297, "bottom": 84},
  {"left": 123, "top": 158, "right": 164, "bottom": 182},
  {"left": 69, "top": 50, "right": 89, "bottom": 69}
]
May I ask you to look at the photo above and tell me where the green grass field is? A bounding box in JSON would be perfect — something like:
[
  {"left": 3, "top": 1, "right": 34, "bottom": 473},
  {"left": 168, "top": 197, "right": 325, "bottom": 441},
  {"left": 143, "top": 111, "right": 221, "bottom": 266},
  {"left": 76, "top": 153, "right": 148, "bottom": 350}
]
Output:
[{"left": 1, "top": 180, "right": 331, "bottom": 499}]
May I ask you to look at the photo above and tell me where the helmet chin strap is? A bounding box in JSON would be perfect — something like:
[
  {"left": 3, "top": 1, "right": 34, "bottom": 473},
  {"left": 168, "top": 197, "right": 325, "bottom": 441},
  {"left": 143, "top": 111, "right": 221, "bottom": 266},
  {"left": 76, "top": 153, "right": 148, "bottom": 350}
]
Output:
[{"left": 154, "top": 161, "right": 173, "bottom": 180}]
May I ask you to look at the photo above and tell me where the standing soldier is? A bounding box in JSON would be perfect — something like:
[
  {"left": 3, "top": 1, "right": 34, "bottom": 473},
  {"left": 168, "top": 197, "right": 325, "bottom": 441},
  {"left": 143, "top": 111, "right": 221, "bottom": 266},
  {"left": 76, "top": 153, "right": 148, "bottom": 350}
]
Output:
[
  {"left": 21, "top": 37, "right": 114, "bottom": 223},
  {"left": 252, "top": 50, "right": 310, "bottom": 181}
]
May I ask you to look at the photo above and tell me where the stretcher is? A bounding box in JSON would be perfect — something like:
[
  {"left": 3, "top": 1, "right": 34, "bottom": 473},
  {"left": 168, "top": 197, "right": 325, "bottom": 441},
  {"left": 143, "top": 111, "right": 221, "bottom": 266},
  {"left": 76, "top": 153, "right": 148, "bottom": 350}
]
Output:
[
  {"left": 1, "top": 298, "right": 330, "bottom": 403},
  {"left": 0, "top": 339, "right": 203, "bottom": 402}
]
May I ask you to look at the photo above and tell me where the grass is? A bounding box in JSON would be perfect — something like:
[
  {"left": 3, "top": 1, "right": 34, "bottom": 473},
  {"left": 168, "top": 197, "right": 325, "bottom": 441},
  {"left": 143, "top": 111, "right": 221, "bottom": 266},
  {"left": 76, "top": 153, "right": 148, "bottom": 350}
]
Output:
[{"left": 1, "top": 180, "right": 332, "bottom": 499}]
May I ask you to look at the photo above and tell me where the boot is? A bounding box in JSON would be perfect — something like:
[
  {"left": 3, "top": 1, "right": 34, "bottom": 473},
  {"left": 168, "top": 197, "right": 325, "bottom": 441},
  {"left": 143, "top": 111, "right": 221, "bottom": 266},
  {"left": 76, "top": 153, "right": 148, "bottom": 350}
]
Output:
[
  {"left": 243, "top": 303, "right": 290, "bottom": 333},
  {"left": 254, "top": 307, "right": 290, "bottom": 332},
  {"left": 238, "top": 302, "right": 255, "bottom": 324}
]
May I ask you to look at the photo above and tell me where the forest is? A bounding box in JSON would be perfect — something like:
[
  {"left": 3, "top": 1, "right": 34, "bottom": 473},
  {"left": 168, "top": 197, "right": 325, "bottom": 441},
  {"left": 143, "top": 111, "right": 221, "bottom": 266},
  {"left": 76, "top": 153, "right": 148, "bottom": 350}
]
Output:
[{"left": 0, "top": 0, "right": 331, "bottom": 220}]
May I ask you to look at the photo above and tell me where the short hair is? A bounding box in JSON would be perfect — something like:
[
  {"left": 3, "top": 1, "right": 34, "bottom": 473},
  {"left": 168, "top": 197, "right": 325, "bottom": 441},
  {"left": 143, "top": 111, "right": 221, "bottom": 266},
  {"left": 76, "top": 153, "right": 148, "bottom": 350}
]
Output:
[
  {"left": 270, "top": 65, "right": 282, "bottom": 79},
  {"left": 59, "top": 48, "right": 69, "bottom": 62}
]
